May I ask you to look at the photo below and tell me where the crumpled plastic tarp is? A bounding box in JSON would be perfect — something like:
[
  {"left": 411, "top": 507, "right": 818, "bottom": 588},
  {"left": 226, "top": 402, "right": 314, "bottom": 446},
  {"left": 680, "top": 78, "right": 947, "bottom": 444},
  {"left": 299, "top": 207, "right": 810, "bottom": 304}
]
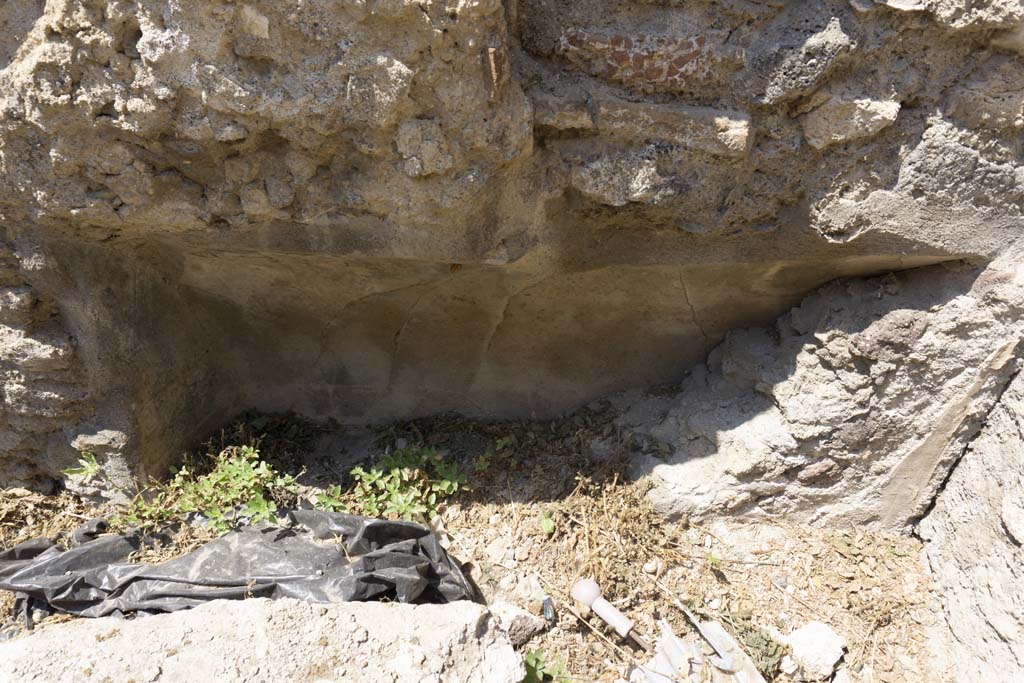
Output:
[{"left": 0, "top": 509, "right": 478, "bottom": 622}]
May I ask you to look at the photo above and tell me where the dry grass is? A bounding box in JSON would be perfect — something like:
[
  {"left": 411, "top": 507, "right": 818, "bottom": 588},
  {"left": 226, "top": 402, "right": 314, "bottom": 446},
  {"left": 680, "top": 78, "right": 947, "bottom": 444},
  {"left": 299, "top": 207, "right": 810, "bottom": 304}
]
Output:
[
  {"left": 394, "top": 411, "right": 937, "bottom": 683},
  {"left": 442, "top": 478, "right": 933, "bottom": 682},
  {"left": 0, "top": 489, "right": 108, "bottom": 549},
  {"left": 0, "top": 488, "right": 111, "bottom": 630},
  {"left": 1, "top": 409, "right": 938, "bottom": 682}
]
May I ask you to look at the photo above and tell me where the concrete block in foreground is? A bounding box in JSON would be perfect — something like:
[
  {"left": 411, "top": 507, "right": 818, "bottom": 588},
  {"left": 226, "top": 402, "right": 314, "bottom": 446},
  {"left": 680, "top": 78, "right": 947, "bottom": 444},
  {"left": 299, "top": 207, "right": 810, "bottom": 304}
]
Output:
[{"left": 0, "top": 598, "right": 524, "bottom": 683}]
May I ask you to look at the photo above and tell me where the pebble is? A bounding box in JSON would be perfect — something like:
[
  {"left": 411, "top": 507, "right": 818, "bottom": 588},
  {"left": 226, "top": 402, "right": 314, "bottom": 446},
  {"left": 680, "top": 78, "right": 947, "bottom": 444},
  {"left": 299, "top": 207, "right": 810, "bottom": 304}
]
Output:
[
  {"left": 485, "top": 535, "right": 512, "bottom": 563},
  {"left": 642, "top": 559, "right": 659, "bottom": 574},
  {"left": 780, "top": 621, "right": 847, "bottom": 680}
]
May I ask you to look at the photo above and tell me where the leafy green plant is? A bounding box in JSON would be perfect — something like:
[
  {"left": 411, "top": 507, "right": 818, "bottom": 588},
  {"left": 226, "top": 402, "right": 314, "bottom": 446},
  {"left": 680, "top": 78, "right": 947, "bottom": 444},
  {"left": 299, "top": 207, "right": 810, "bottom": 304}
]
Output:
[
  {"left": 523, "top": 650, "right": 569, "bottom": 683},
  {"left": 473, "top": 435, "right": 517, "bottom": 475},
  {"left": 343, "top": 447, "right": 466, "bottom": 522},
  {"left": 539, "top": 512, "right": 556, "bottom": 536},
  {"left": 473, "top": 450, "right": 494, "bottom": 473},
  {"left": 118, "top": 444, "right": 297, "bottom": 534},
  {"left": 495, "top": 436, "right": 515, "bottom": 451},
  {"left": 314, "top": 484, "right": 348, "bottom": 512},
  {"left": 63, "top": 452, "right": 101, "bottom": 482},
  {"left": 722, "top": 612, "right": 787, "bottom": 679}
]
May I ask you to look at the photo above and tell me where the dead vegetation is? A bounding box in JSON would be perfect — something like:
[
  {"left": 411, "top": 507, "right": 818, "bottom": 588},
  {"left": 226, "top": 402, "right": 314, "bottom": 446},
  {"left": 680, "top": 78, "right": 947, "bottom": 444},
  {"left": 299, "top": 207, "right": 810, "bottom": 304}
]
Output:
[
  {"left": 380, "top": 410, "right": 936, "bottom": 682},
  {"left": 0, "top": 489, "right": 111, "bottom": 627},
  {"left": 1, "top": 408, "right": 936, "bottom": 681}
]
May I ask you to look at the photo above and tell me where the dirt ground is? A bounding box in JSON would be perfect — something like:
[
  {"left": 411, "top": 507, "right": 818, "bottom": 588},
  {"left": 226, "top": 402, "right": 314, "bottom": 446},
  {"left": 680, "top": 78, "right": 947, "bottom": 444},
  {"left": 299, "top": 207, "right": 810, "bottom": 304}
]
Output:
[
  {"left": 0, "top": 409, "right": 939, "bottom": 682},
  {"left": 388, "top": 413, "right": 936, "bottom": 683}
]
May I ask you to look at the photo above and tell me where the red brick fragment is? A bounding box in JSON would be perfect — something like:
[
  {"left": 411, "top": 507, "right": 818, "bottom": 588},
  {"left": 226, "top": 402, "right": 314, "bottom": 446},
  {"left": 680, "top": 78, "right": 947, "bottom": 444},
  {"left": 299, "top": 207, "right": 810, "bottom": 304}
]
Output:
[{"left": 556, "top": 28, "right": 743, "bottom": 93}]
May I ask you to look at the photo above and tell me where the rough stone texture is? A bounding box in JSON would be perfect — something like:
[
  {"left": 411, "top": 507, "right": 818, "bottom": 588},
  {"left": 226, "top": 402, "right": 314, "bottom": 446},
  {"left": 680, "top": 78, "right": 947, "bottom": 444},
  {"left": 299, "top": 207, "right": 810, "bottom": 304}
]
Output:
[
  {"left": 556, "top": 29, "right": 745, "bottom": 93},
  {"left": 0, "top": 240, "right": 91, "bottom": 492},
  {"left": 802, "top": 90, "right": 901, "bottom": 149},
  {"left": 0, "top": 1, "right": 1023, "bottom": 495},
  {"left": 778, "top": 621, "right": 847, "bottom": 681},
  {"left": 918, "top": 372, "right": 1024, "bottom": 682},
  {"left": 626, "top": 254, "right": 1024, "bottom": 531},
  {"left": 0, "top": 598, "right": 524, "bottom": 683},
  {"left": 488, "top": 599, "right": 548, "bottom": 648}
]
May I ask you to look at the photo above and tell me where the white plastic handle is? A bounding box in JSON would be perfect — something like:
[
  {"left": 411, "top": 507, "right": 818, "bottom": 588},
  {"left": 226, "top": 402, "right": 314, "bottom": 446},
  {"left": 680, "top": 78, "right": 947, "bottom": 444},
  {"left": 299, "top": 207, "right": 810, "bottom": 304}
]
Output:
[{"left": 571, "top": 578, "right": 634, "bottom": 638}]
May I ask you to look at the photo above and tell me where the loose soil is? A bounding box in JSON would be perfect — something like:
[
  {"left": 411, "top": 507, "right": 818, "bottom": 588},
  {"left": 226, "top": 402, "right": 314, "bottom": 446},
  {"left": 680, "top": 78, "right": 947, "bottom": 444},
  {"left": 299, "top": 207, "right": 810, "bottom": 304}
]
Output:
[{"left": 1, "top": 409, "right": 937, "bottom": 682}]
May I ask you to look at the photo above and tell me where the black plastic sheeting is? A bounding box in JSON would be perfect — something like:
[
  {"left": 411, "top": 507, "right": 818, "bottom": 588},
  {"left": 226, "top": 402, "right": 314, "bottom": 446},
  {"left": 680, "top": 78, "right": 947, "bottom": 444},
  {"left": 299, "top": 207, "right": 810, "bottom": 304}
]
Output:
[{"left": 0, "top": 510, "right": 478, "bottom": 624}]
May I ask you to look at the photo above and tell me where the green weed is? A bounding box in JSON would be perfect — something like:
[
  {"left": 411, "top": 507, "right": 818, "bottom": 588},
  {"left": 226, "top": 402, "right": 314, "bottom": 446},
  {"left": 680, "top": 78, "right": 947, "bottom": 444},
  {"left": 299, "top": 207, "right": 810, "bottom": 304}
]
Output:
[
  {"left": 343, "top": 447, "right": 466, "bottom": 522},
  {"left": 117, "top": 444, "right": 297, "bottom": 534},
  {"left": 62, "top": 452, "right": 101, "bottom": 482},
  {"left": 523, "top": 650, "right": 570, "bottom": 683},
  {"left": 314, "top": 484, "right": 347, "bottom": 512}
]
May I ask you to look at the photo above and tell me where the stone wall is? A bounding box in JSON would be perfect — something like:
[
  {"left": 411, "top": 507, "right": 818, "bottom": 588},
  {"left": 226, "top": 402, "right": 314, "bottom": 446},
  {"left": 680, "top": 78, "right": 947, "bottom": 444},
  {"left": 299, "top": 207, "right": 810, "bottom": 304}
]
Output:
[
  {"left": 0, "top": 239, "right": 90, "bottom": 492},
  {"left": 0, "top": 0, "right": 1022, "bottom": 491},
  {"left": 624, "top": 256, "right": 1024, "bottom": 532},
  {"left": 919, "top": 369, "right": 1024, "bottom": 682}
]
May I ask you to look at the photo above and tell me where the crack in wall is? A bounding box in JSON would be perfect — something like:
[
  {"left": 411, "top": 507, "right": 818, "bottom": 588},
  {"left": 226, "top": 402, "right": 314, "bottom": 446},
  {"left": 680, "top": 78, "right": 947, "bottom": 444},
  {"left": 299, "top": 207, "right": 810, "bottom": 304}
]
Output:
[
  {"left": 881, "top": 338, "right": 1022, "bottom": 529},
  {"left": 384, "top": 284, "right": 437, "bottom": 396},
  {"left": 911, "top": 361, "right": 1024, "bottom": 537},
  {"left": 310, "top": 278, "right": 451, "bottom": 370},
  {"left": 482, "top": 294, "right": 513, "bottom": 359},
  {"left": 677, "top": 268, "right": 710, "bottom": 349}
]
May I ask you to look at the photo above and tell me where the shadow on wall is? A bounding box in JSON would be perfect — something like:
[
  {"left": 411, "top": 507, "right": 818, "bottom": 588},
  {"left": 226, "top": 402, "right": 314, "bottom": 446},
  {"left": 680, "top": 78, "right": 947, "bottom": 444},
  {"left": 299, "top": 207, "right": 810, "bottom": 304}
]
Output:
[
  {"left": 36, "top": 228, "right": 969, "bottom": 484},
  {"left": 153, "top": 261, "right": 1018, "bottom": 538},
  {"left": 621, "top": 262, "right": 1021, "bottom": 530}
]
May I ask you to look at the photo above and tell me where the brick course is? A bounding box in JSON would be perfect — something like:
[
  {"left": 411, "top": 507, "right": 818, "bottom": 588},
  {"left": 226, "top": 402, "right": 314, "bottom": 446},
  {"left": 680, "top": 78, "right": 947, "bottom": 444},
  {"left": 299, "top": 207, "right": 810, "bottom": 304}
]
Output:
[{"left": 557, "top": 28, "right": 743, "bottom": 92}]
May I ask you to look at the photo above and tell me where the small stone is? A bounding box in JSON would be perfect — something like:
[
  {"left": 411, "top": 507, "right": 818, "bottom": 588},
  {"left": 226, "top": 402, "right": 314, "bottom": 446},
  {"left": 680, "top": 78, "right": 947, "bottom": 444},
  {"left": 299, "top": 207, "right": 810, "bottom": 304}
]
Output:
[
  {"left": 489, "top": 601, "right": 547, "bottom": 648},
  {"left": 780, "top": 621, "right": 847, "bottom": 681},
  {"left": 395, "top": 120, "right": 453, "bottom": 177},
  {"left": 833, "top": 668, "right": 853, "bottom": 683},
  {"left": 239, "top": 6, "right": 270, "bottom": 39},
  {"left": 797, "top": 458, "right": 840, "bottom": 484},
  {"left": 780, "top": 655, "right": 799, "bottom": 676}
]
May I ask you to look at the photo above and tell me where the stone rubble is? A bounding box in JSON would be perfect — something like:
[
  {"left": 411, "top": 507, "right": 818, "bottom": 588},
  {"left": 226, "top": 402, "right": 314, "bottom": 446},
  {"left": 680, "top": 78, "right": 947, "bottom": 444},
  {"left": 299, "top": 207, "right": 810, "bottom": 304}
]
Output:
[
  {"left": 0, "top": 598, "right": 525, "bottom": 683},
  {"left": 488, "top": 599, "right": 549, "bottom": 649},
  {"left": 628, "top": 257, "right": 1024, "bottom": 532}
]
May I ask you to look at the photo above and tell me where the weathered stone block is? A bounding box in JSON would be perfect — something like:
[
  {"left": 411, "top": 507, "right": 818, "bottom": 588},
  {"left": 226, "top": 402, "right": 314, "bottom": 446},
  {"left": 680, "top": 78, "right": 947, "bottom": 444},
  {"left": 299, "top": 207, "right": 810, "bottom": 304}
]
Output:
[
  {"left": 592, "top": 96, "right": 752, "bottom": 157},
  {"left": 0, "top": 599, "right": 524, "bottom": 683},
  {"left": 802, "top": 92, "right": 901, "bottom": 149}
]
